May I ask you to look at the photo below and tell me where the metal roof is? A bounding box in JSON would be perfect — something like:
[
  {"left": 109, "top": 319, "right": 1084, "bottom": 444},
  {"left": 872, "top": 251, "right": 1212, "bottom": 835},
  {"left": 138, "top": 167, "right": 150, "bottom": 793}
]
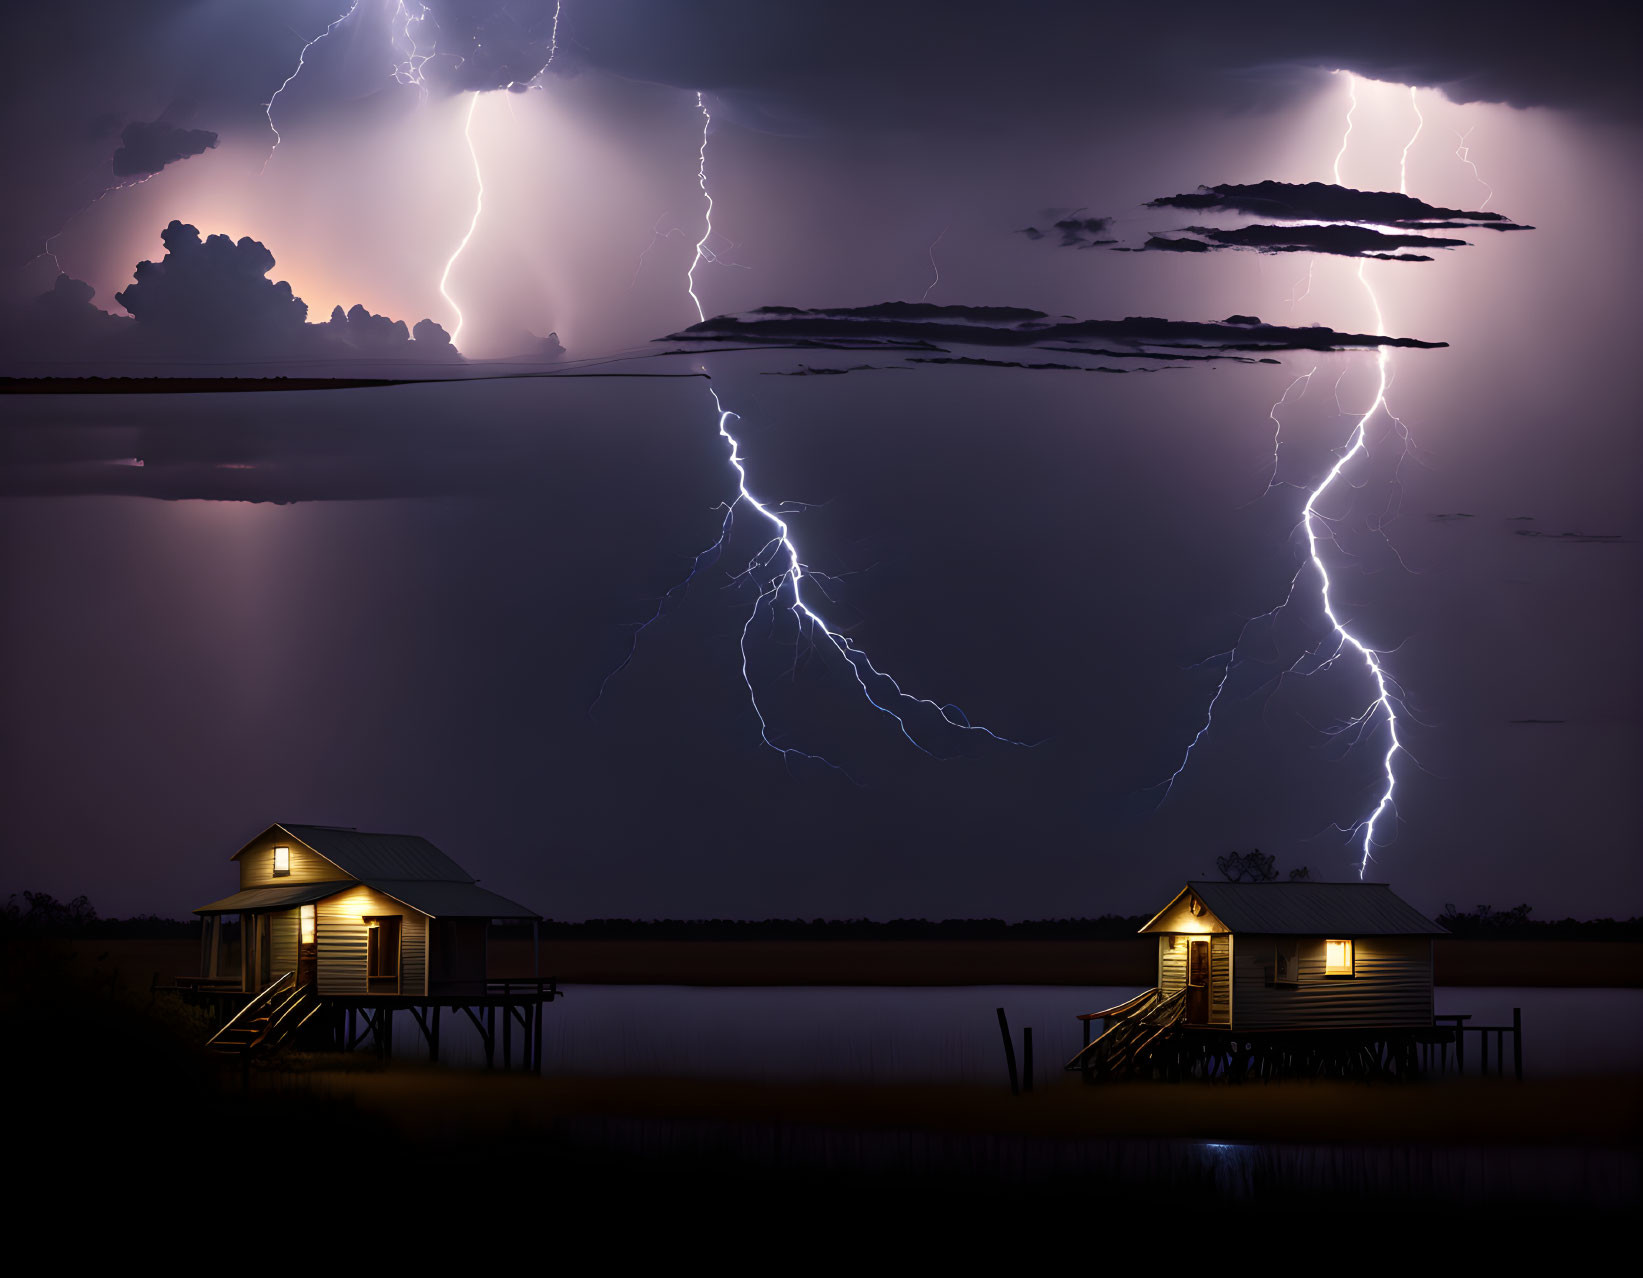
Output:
[
  {"left": 368, "top": 879, "right": 540, "bottom": 920},
  {"left": 242, "top": 824, "right": 477, "bottom": 882},
  {"left": 194, "top": 880, "right": 355, "bottom": 915},
  {"left": 1176, "top": 881, "right": 1447, "bottom": 935}
]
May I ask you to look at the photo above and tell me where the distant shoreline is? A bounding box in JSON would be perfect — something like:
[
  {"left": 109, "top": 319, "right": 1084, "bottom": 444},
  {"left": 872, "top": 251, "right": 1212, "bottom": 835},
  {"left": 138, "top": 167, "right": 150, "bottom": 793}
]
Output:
[
  {"left": 0, "top": 376, "right": 418, "bottom": 394},
  {"left": 78, "top": 938, "right": 1643, "bottom": 989}
]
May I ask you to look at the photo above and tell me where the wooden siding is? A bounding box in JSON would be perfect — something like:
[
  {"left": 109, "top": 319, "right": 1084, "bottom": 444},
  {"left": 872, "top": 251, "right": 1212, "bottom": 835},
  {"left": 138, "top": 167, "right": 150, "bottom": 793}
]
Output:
[
  {"left": 1231, "top": 933, "right": 1433, "bottom": 1030},
  {"left": 236, "top": 829, "right": 346, "bottom": 890},
  {"left": 1210, "top": 933, "right": 1231, "bottom": 1026},
  {"left": 1158, "top": 935, "right": 1187, "bottom": 994},
  {"left": 315, "top": 885, "right": 428, "bottom": 996},
  {"left": 270, "top": 908, "right": 299, "bottom": 979}
]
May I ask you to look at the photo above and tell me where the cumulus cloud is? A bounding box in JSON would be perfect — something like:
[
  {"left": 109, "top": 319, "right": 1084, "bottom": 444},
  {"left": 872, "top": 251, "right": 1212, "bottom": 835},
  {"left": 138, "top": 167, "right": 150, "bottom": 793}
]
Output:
[
  {"left": 1146, "top": 181, "right": 1528, "bottom": 229},
  {"left": 110, "top": 119, "right": 218, "bottom": 177},
  {"left": 667, "top": 302, "right": 1447, "bottom": 359},
  {"left": 4, "top": 222, "right": 460, "bottom": 369}
]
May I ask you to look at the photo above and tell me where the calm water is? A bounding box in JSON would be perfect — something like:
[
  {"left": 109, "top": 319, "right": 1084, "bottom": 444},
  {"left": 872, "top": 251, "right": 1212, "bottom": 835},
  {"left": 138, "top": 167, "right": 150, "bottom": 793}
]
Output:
[{"left": 401, "top": 984, "right": 1643, "bottom": 1080}]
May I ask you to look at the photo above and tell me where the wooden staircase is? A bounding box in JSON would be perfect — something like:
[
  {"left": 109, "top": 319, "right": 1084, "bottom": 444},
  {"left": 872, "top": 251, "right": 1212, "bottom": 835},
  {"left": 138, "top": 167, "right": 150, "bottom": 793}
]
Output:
[
  {"left": 1065, "top": 986, "right": 1189, "bottom": 1080},
  {"left": 207, "top": 972, "right": 323, "bottom": 1061}
]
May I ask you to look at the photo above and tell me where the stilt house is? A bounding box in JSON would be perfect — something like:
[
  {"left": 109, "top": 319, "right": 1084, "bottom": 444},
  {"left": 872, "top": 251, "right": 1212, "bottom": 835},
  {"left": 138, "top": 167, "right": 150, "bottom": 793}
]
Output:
[
  {"left": 194, "top": 823, "right": 541, "bottom": 997},
  {"left": 1140, "top": 880, "right": 1447, "bottom": 1030}
]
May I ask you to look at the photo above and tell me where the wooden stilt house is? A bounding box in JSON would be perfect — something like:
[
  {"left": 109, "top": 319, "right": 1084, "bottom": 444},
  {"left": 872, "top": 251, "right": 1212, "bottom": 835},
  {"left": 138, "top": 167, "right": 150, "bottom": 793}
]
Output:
[
  {"left": 194, "top": 823, "right": 542, "bottom": 997},
  {"left": 1139, "top": 880, "right": 1446, "bottom": 1030},
  {"left": 1070, "top": 881, "right": 1450, "bottom": 1080},
  {"left": 184, "top": 824, "right": 555, "bottom": 1068}
]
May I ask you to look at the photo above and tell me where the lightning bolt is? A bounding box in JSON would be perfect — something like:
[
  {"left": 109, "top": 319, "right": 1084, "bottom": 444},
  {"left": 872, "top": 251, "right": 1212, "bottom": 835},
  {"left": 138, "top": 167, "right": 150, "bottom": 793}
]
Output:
[
  {"left": 438, "top": 91, "right": 485, "bottom": 345},
  {"left": 390, "top": 2, "right": 436, "bottom": 92},
  {"left": 1399, "top": 86, "right": 1424, "bottom": 195},
  {"left": 597, "top": 98, "right": 1029, "bottom": 769},
  {"left": 263, "top": 1, "right": 363, "bottom": 169},
  {"left": 1454, "top": 126, "right": 1494, "bottom": 209},
  {"left": 1308, "top": 71, "right": 1410, "bottom": 870},
  {"left": 921, "top": 227, "right": 948, "bottom": 303},
  {"left": 1159, "top": 71, "right": 1422, "bottom": 873},
  {"left": 686, "top": 92, "right": 715, "bottom": 323}
]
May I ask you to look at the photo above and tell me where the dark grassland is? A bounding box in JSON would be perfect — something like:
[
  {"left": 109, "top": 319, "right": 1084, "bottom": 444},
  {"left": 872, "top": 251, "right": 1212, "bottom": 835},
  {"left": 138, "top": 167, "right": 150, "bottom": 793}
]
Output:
[{"left": 7, "top": 932, "right": 1637, "bottom": 1251}]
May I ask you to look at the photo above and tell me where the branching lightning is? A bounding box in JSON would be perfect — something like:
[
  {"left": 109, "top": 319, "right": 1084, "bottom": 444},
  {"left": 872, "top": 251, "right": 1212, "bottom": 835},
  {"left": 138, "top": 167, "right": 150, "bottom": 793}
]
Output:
[
  {"left": 597, "top": 98, "right": 1028, "bottom": 770},
  {"left": 263, "top": 1, "right": 363, "bottom": 169},
  {"left": 438, "top": 92, "right": 485, "bottom": 344},
  {"left": 1160, "top": 71, "right": 1425, "bottom": 872},
  {"left": 686, "top": 92, "right": 715, "bottom": 323}
]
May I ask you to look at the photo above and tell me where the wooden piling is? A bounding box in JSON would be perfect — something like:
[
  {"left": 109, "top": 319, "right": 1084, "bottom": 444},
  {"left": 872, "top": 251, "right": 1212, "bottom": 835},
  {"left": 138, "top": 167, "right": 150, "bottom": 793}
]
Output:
[{"left": 996, "top": 1007, "right": 1020, "bottom": 1095}]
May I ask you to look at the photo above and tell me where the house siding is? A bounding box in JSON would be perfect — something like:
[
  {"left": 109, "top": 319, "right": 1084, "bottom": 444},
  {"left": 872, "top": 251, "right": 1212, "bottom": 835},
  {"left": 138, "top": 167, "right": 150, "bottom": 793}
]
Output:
[
  {"left": 316, "top": 885, "right": 428, "bottom": 996},
  {"left": 237, "top": 830, "right": 346, "bottom": 890},
  {"left": 1231, "top": 933, "right": 1433, "bottom": 1030},
  {"left": 1158, "top": 935, "right": 1187, "bottom": 994},
  {"left": 270, "top": 908, "right": 299, "bottom": 979}
]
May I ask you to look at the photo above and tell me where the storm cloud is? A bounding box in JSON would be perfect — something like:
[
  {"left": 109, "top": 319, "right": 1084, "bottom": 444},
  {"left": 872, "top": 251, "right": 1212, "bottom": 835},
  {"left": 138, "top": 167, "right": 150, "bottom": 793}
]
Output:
[
  {"left": 3, "top": 222, "right": 459, "bottom": 369},
  {"left": 1146, "top": 181, "right": 1528, "bottom": 229},
  {"left": 1017, "top": 215, "right": 1116, "bottom": 249},
  {"left": 1137, "top": 223, "right": 1469, "bottom": 261},
  {"left": 667, "top": 303, "right": 1448, "bottom": 358},
  {"left": 110, "top": 118, "right": 218, "bottom": 177}
]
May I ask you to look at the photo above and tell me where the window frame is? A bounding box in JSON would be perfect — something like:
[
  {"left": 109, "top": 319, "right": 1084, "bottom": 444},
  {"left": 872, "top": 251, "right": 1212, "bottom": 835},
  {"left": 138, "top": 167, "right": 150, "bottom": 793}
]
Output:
[
  {"left": 272, "top": 846, "right": 291, "bottom": 877},
  {"left": 1323, "top": 937, "right": 1355, "bottom": 978},
  {"left": 1272, "top": 937, "right": 1300, "bottom": 985}
]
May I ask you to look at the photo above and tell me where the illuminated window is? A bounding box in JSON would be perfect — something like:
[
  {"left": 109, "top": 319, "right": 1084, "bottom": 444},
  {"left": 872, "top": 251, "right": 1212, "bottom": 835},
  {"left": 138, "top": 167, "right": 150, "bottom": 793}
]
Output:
[
  {"left": 272, "top": 846, "right": 290, "bottom": 877},
  {"left": 299, "top": 903, "right": 315, "bottom": 944},
  {"left": 1325, "top": 938, "right": 1354, "bottom": 976}
]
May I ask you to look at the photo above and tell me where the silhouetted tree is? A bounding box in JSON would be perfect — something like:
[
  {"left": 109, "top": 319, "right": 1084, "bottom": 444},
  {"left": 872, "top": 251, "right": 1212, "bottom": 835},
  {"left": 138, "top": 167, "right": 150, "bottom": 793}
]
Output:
[
  {"left": 1216, "top": 850, "right": 1279, "bottom": 882},
  {"left": 1288, "top": 866, "right": 1311, "bottom": 881}
]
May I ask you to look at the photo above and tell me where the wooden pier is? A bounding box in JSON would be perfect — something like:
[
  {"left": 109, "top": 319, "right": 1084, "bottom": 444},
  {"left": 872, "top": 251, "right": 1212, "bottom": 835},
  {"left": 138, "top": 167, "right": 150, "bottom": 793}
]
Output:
[
  {"left": 167, "top": 975, "right": 561, "bottom": 1072},
  {"left": 1066, "top": 997, "right": 1525, "bottom": 1084}
]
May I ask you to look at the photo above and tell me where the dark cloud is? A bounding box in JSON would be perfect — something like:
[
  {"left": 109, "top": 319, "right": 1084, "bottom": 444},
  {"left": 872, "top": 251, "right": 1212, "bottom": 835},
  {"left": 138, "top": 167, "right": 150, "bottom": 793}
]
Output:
[
  {"left": 1139, "top": 223, "right": 1469, "bottom": 261},
  {"left": 115, "top": 221, "right": 309, "bottom": 348},
  {"left": 3, "top": 222, "right": 459, "bottom": 369},
  {"left": 1146, "top": 181, "right": 1527, "bottom": 229},
  {"left": 110, "top": 119, "right": 218, "bottom": 177},
  {"left": 1015, "top": 216, "right": 1114, "bottom": 249},
  {"left": 560, "top": 2, "right": 1642, "bottom": 121},
  {"left": 668, "top": 302, "right": 1447, "bottom": 356},
  {"left": 1141, "top": 235, "right": 1214, "bottom": 254}
]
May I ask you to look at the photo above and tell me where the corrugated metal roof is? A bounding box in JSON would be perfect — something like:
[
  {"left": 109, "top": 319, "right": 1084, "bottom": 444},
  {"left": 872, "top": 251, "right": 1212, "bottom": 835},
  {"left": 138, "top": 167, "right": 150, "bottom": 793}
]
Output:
[
  {"left": 271, "top": 824, "right": 476, "bottom": 882},
  {"left": 368, "top": 879, "right": 540, "bottom": 920},
  {"left": 1181, "top": 881, "right": 1446, "bottom": 935},
  {"left": 194, "top": 880, "right": 355, "bottom": 915}
]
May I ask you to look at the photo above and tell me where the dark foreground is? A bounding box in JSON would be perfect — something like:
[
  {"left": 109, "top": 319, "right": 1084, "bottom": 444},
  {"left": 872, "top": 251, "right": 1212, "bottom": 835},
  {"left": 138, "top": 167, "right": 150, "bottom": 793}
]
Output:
[{"left": 11, "top": 939, "right": 1639, "bottom": 1248}]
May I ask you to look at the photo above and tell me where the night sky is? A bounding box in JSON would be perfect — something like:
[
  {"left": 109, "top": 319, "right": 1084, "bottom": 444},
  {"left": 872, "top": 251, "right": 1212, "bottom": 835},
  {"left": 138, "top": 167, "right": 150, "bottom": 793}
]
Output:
[{"left": 2, "top": 2, "right": 1639, "bottom": 921}]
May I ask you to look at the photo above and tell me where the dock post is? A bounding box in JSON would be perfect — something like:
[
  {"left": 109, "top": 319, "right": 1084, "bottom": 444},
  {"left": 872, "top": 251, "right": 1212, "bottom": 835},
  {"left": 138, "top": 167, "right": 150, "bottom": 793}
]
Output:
[
  {"left": 1022, "top": 1027, "right": 1034, "bottom": 1093},
  {"left": 996, "top": 1007, "right": 1020, "bottom": 1096},
  {"left": 503, "top": 1000, "right": 513, "bottom": 1071},
  {"left": 1512, "top": 1008, "right": 1523, "bottom": 1081},
  {"left": 534, "top": 998, "right": 544, "bottom": 1076}
]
